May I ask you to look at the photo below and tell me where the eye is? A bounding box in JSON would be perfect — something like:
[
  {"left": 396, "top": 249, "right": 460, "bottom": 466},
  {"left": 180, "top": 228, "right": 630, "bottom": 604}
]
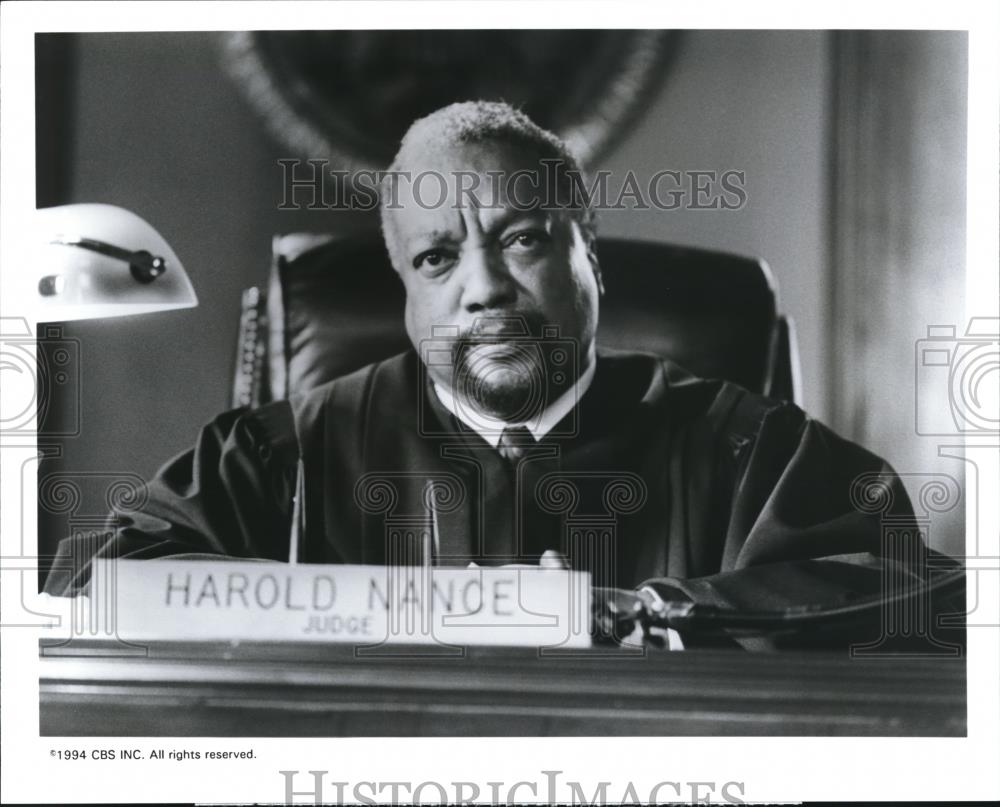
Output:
[
  {"left": 412, "top": 249, "right": 456, "bottom": 276},
  {"left": 503, "top": 229, "right": 550, "bottom": 252}
]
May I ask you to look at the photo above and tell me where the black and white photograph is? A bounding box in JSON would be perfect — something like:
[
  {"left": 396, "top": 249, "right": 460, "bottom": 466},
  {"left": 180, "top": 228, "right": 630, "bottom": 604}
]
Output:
[{"left": 1, "top": 1, "right": 998, "bottom": 804}]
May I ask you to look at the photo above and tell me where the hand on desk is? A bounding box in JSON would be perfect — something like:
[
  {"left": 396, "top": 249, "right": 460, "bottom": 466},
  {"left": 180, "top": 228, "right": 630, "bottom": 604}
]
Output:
[
  {"left": 465, "top": 549, "right": 572, "bottom": 570},
  {"left": 468, "top": 550, "right": 686, "bottom": 649}
]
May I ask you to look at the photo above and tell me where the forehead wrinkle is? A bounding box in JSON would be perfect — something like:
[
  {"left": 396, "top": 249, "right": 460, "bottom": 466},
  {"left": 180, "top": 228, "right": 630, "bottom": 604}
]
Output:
[
  {"left": 472, "top": 204, "right": 551, "bottom": 240},
  {"left": 456, "top": 203, "right": 549, "bottom": 241},
  {"left": 399, "top": 210, "right": 468, "bottom": 250},
  {"left": 405, "top": 229, "right": 460, "bottom": 250}
]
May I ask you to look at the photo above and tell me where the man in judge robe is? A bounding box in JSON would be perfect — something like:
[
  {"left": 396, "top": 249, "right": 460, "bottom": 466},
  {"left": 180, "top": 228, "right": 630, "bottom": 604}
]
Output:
[{"left": 44, "top": 101, "right": 963, "bottom": 650}]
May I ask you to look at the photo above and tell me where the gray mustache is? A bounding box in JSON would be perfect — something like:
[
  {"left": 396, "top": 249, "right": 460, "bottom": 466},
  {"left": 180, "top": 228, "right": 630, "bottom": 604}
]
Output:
[{"left": 456, "top": 313, "right": 547, "bottom": 341}]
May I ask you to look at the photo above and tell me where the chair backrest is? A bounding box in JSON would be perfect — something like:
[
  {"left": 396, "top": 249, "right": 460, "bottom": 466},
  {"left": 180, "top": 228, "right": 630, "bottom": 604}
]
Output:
[{"left": 232, "top": 233, "right": 800, "bottom": 408}]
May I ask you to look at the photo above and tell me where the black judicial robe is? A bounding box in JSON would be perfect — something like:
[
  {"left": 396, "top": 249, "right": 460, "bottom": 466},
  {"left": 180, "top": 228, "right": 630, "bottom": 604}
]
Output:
[{"left": 45, "top": 349, "right": 962, "bottom": 647}]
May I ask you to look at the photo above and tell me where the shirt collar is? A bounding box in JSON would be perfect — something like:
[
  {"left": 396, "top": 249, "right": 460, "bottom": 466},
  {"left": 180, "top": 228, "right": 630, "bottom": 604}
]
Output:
[{"left": 433, "top": 359, "right": 596, "bottom": 448}]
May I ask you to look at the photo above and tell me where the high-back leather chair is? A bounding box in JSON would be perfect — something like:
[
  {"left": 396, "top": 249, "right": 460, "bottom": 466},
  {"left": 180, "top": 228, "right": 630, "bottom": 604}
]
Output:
[{"left": 232, "top": 233, "right": 800, "bottom": 408}]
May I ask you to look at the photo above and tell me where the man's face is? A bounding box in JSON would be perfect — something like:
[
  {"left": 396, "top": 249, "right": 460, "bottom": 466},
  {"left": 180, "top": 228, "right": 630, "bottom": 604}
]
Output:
[{"left": 385, "top": 142, "right": 602, "bottom": 422}]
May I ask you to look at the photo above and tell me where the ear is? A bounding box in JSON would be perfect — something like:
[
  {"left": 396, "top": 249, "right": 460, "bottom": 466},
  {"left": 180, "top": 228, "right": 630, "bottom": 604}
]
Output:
[
  {"left": 381, "top": 226, "right": 406, "bottom": 280},
  {"left": 583, "top": 228, "right": 604, "bottom": 296}
]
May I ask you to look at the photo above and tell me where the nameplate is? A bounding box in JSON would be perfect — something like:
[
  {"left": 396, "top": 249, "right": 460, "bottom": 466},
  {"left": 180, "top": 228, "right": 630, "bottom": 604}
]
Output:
[{"left": 90, "top": 560, "right": 592, "bottom": 648}]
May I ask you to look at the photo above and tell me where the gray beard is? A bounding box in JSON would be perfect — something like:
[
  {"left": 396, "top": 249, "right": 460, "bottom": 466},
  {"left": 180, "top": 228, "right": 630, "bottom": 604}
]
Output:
[{"left": 451, "top": 341, "right": 546, "bottom": 423}]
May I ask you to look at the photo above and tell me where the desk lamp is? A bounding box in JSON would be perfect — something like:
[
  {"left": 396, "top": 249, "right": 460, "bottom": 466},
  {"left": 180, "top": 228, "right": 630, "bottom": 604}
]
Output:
[{"left": 30, "top": 204, "right": 197, "bottom": 321}]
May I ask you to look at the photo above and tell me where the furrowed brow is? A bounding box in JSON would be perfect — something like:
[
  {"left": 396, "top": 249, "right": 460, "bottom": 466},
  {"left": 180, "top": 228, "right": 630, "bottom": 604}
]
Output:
[
  {"left": 406, "top": 228, "right": 462, "bottom": 250},
  {"left": 481, "top": 207, "right": 550, "bottom": 238}
]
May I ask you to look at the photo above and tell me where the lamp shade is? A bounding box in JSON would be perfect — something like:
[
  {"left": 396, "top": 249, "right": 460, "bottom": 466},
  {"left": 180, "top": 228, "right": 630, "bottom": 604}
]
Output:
[{"left": 30, "top": 204, "right": 198, "bottom": 321}]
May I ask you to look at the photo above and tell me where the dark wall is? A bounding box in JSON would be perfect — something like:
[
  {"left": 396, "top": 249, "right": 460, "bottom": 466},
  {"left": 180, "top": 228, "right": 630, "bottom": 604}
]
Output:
[
  {"left": 36, "top": 33, "right": 377, "bottom": 577},
  {"left": 40, "top": 32, "right": 376, "bottom": 475}
]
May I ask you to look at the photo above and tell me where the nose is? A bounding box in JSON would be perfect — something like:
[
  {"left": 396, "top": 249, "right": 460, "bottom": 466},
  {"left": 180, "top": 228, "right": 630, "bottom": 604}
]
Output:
[{"left": 457, "top": 246, "right": 517, "bottom": 313}]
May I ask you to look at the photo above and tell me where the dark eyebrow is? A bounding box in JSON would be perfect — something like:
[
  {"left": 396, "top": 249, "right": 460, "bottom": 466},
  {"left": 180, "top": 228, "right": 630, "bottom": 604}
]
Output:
[
  {"left": 484, "top": 208, "right": 550, "bottom": 238},
  {"left": 404, "top": 229, "right": 462, "bottom": 251}
]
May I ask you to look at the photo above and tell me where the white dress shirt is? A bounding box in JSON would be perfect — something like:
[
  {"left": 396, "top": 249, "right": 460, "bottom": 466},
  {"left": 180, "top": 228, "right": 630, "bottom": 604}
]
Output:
[{"left": 433, "top": 359, "right": 596, "bottom": 447}]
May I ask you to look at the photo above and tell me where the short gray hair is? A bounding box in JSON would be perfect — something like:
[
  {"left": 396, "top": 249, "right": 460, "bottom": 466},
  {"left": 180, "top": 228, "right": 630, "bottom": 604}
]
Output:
[{"left": 379, "top": 101, "right": 596, "bottom": 256}]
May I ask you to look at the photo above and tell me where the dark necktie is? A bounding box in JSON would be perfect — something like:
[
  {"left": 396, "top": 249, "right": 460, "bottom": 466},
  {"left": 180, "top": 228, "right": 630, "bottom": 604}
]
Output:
[{"left": 497, "top": 425, "right": 536, "bottom": 462}]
